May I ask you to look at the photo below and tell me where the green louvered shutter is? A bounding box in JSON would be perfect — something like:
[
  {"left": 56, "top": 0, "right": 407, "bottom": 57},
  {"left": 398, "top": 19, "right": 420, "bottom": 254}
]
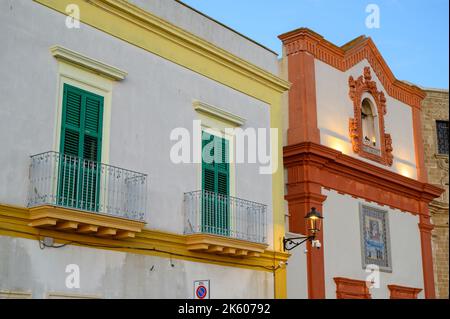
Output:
[
  {"left": 80, "top": 93, "right": 103, "bottom": 211},
  {"left": 58, "top": 86, "right": 82, "bottom": 207},
  {"left": 201, "top": 132, "right": 229, "bottom": 236},
  {"left": 58, "top": 84, "right": 103, "bottom": 211}
]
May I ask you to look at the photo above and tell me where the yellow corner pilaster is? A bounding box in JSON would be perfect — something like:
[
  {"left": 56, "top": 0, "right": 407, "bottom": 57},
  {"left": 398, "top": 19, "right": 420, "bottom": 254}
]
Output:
[
  {"left": 270, "top": 93, "right": 288, "bottom": 299},
  {"left": 274, "top": 267, "right": 288, "bottom": 299}
]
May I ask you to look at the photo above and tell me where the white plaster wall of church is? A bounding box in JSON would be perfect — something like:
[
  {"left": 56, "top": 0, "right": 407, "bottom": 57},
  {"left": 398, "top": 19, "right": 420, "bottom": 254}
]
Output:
[
  {"left": 0, "top": 236, "right": 274, "bottom": 298},
  {"left": 322, "top": 189, "right": 424, "bottom": 299},
  {"left": 315, "top": 59, "right": 418, "bottom": 179}
]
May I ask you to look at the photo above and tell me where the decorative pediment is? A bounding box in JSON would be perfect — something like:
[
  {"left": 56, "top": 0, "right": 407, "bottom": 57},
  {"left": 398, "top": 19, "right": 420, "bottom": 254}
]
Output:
[{"left": 278, "top": 28, "right": 425, "bottom": 109}]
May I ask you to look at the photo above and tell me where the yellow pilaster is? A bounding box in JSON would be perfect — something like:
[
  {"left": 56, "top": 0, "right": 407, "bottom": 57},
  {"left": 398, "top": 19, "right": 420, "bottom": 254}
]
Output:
[{"left": 270, "top": 93, "right": 288, "bottom": 299}]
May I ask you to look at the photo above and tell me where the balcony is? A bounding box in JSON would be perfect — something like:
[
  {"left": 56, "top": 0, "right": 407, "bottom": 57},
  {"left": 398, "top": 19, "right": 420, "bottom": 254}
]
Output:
[
  {"left": 184, "top": 190, "right": 268, "bottom": 257},
  {"left": 27, "top": 151, "right": 147, "bottom": 239}
]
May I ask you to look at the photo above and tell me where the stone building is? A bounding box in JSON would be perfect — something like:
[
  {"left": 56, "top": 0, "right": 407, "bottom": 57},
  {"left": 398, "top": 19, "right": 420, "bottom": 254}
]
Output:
[{"left": 421, "top": 88, "right": 449, "bottom": 298}]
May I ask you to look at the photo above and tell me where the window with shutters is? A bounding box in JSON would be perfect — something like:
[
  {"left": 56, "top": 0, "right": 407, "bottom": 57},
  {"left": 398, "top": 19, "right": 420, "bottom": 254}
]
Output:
[
  {"left": 436, "top": 120, "right": 449, "bottom": 155},
  {"left": 58, "top": 83, "right": 104, "bottom": 212},
  {"left": 201, "top": 131, "right": 230, "bottom": 236}
]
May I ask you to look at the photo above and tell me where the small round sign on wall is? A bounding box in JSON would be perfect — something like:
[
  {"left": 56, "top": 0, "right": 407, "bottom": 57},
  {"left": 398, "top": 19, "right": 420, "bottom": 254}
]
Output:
[
  {"left": 196, "top": 285, "right": 207, "bottom": 299},
  {"left": 193, "top": 280, "right": 210, "bottom": 299}
]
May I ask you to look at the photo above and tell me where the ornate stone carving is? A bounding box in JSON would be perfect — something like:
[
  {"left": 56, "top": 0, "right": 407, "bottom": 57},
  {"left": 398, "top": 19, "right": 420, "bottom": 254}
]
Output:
[
  {"left": 435, "top": 154, "right": 449, "bottom": 202},
  {"left": 385, "top": 133, "right": 393, "bottom": 166},
  {"left": 349, "top": 118, "right": 360, "bottom": 153},
  {"left": 348, "top": 67, "right": 393, "bottom": 166}
]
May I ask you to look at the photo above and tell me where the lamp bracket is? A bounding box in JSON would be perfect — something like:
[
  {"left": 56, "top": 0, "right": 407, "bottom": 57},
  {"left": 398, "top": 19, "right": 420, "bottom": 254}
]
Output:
[{"left": 283, "top": 236, "right": 315, "bottom": 252}]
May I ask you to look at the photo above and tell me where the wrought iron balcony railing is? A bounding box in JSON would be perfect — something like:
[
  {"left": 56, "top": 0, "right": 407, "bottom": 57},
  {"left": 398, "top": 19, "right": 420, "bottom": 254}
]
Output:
[
  {"left": 184, "top": 190, "right": 267, "bottom": 244},
  {"left": 28, "top": 151, "right": 147, "bottom": 221}
]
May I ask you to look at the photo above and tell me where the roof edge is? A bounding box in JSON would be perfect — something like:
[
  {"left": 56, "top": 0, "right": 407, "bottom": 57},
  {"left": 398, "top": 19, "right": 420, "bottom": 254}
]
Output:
[
  {"left": 175, "top": 0, "right": 278, "bottom": 56},
  {"left": 278, "top": 27, "right": 427, "bottom": 107}
]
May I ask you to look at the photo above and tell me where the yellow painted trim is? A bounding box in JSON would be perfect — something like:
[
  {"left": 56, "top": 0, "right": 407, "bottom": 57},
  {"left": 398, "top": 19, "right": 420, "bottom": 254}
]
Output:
[
  {"left": 274, "top": 266, "right": 288, "bottom": 299},
  {"left": 0, "top": 204, "right": 289, "bottom": 272},
  {"left": 34, "top": 0, "right": 289, "bottom": 100},
  {"left": 33, "top": 0, "right": 289, "bottom": 297},
  {"left": 186, "top": 233, "right": 268, "bottom": 256},
  {"left": 29, "top": 205, "right": 145, "bottom": 233},
  {"left": 270, "top": 95, "right": 287, "bottom": 299}
]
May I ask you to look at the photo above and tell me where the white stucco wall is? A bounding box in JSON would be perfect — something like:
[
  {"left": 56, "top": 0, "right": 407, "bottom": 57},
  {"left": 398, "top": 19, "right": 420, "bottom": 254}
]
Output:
[
  {"left": 322, "top": 189, "right": 424, "bottom": 299},
  {"left": 0, "top": 0, "right": 276, "bottom": 298},
  {"left": 128, "top": 0, "right": 279, "bottom": 75},
  {"left": 315, "top": 59, "right": 418, "bottom": 179},
  {"left": 285, "top": 232, "right": 308, "bottom": 299},
  {"left": 0, "top": 236, "right": 273, "bottom": 299},
  {"left": 0, "top": 0, "right": 273, "bottom": 247}
]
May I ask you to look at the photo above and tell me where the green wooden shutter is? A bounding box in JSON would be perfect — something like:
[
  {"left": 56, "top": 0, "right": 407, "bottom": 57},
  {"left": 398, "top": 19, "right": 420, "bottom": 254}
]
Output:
[
  {"left": 80, "top": 93, "right": 103, "bottom": 211},
  {"left": 58, "top": 86, "right": 83, "bottom": 207},
  {"left": 201, "top": 132, "right": 229, "bottom": 236},
  {"left": 58, "top": 84, "right": 103, "bottom": 211}
]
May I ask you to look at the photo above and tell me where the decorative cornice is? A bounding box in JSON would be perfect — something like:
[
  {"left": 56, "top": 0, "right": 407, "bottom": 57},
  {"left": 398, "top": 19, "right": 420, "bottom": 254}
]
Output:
[
  {"left": 193, "top": 101, "right": 246, "bottom": 126},
  {"left": 38, "top": 0, "right": 290, "bottom": 96},
  {"left": 333, "top": 277, "right": 371, "bottom": 299},
  {"left": 50, "top": 45, "right": 128, "bottom": 81},
  {"left": 279, "top": 28, "right": 426, "bottom": 109},
  {"left": 283, "top": 142, "right": 444, "bottom": 215},
  {"left": 388, "top": 285, "right": 422, "bottom": 299}
]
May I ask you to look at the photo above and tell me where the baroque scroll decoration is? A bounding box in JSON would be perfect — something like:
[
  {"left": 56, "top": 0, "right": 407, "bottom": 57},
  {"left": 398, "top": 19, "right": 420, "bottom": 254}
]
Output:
[{"left": 348, "top": 67, "right": 393, "bottom": 166}]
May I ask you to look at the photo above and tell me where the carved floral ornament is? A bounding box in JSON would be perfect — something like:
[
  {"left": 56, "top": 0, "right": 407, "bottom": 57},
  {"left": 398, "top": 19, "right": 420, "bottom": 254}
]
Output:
[{"left": 348, "top": 67, "right": 393, "bottom": 166}]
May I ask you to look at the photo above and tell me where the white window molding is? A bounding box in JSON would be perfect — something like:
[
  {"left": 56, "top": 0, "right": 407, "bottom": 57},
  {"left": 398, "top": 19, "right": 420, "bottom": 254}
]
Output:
[
  {"left": 193, "top": 101, "right": 242, "bottom": 200},
  {"left": 50, "top": 45, "right": 127, "bottom": 81},
  {"left": 193, "top": 101, "right": 246, "bottom": 127},
  {"left": 52, "top": 57, "right": 114, "bottom": 166}
]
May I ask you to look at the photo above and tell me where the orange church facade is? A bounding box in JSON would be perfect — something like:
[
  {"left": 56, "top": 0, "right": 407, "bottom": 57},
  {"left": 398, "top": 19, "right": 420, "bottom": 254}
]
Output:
[{"left": 280, "top": 28, "right": 443, "bottom": 299}]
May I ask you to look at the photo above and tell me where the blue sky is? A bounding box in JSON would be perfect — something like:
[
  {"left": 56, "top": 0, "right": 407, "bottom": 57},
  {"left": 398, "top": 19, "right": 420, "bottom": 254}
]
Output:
[{"left": 181, "top": 0, "right": 449, "bottom": 89}]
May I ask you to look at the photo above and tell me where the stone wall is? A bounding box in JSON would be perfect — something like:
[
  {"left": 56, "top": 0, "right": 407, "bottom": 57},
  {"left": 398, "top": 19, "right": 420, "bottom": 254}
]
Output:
[{"left": 421, "top": 88, "right": 449, "bottom": 299}]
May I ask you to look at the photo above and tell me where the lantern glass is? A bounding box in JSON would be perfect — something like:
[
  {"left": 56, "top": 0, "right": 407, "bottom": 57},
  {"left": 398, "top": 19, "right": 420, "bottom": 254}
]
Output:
[{"left": 305, "top": 207, "right": 323, "bottom": 236}]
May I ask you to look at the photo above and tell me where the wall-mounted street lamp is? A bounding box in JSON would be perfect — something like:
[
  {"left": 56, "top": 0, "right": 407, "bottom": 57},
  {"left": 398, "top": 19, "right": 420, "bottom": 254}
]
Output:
[{"left": 283, "top": 207, "right": 323, "bottom": 251}]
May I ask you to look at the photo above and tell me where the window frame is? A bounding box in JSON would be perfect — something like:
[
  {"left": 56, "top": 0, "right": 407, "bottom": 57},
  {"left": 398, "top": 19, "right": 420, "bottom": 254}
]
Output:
[
  {"left": 348, "top": 67, "right": 393, "bottom": 166},
  {"left": 436, "top": 120, "right": 449, "bottom": 155},
  {"left": 361, "top": 97, "right": 380, "bottom": 149},
  {"left": 201, "top": 130, "right": 230, "bottom": 236},
  {"left": 58, "top": 83, "right": 104, "bottom": 211},
  {"left": 52, "top": 52, "right": 115, "bottom": 168}
]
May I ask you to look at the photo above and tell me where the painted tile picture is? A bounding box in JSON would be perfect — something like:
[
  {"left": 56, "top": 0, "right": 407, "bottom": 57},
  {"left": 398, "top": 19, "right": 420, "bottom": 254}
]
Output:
[{"left": 360, "top": 204, "right": 392, "bottom": 272}]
